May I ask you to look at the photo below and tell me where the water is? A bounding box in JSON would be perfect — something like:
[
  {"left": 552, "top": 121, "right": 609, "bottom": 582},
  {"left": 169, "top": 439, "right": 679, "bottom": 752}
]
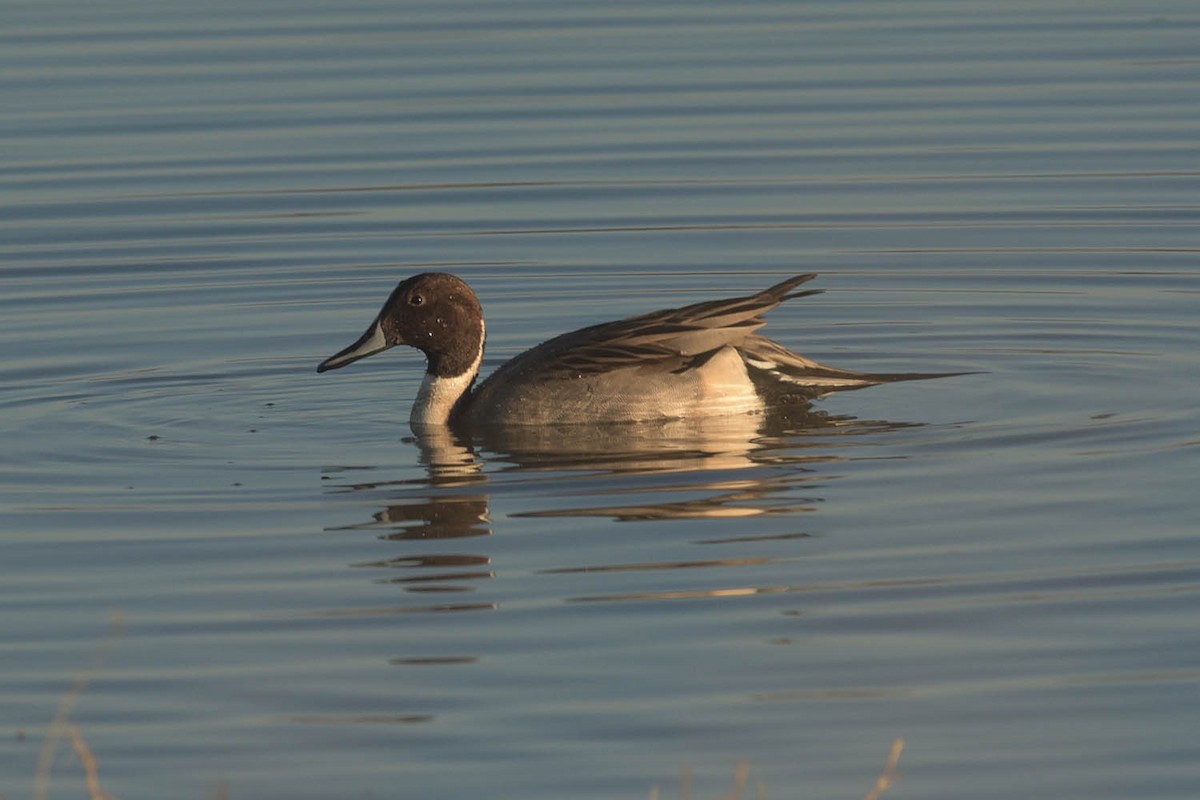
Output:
[{"left": 2, "top": 1, "right": 1198, "bottom": 798}]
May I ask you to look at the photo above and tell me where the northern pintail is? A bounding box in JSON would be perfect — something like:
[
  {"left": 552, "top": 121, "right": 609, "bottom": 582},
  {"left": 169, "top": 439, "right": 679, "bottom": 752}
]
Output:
[{"left": 318, "top": 273, "right": 947, "bottom": 428}]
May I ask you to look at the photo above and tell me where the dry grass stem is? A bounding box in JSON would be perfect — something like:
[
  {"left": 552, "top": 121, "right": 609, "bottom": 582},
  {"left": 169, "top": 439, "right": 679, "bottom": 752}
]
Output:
[
  {"left": 652, "top": 739, "right": 900, "bottom": 800},
  {"left": 68, "top": 725, "right": 115, "bottom": 800},
  {"left": 32, "top": 612, "right": 126, "bottom": 800},
  {"left": 650, "top": 760, "right": 766, "bottom": 800},
  {"left": 714, "top": 759, "right": 751, "bottom": 800},
  {"left": 863, "top": 738, "right": 905, "bottom": 800}
]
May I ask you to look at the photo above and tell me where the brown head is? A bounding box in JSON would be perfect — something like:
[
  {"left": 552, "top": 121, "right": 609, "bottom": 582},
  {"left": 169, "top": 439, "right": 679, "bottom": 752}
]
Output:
[{"left": 317, "top": 273, "right": 485, "bottom": 380}]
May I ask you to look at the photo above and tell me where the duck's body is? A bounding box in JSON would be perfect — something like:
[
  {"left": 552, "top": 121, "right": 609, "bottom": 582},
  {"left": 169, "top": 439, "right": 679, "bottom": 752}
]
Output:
[
  {"left": 318, "top": 273, "right": 938, "bottom": 428},
  {"left": 466, "top": 337, "right": 763, "bottom": 425}
]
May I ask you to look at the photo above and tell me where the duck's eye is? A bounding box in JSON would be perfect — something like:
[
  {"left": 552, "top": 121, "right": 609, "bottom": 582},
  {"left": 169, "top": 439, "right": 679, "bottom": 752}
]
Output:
[{"left": 409, "top": 294, "right": 424, "bottom": 306}]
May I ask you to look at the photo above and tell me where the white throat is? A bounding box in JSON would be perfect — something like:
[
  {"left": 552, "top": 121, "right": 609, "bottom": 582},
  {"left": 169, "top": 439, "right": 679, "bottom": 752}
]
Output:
[{"left": 410, "top": 321, "right": 485, "bottom": 427}]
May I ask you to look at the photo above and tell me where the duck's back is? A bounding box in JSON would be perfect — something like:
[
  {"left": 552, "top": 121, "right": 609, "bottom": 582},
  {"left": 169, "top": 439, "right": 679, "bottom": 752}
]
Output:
[{"left": 456, "top": 275, "right": 824, "bottom": 426}]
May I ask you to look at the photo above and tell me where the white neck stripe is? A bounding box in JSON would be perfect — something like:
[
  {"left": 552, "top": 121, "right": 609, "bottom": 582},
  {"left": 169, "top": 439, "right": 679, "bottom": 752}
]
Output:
[{"left": 409, "top": 320, "right": 484, "bottom": 427}]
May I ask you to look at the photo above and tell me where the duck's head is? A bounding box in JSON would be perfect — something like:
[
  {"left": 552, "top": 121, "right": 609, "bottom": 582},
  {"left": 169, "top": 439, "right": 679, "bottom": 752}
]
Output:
[{"left": 317, "top": 272, "right": 485, "bottom": 379}]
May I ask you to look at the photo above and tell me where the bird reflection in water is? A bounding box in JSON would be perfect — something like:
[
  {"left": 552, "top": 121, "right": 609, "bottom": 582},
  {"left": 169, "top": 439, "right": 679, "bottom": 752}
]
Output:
[{"left": 322, "top": 403, "right": 920, "bottom": 602}]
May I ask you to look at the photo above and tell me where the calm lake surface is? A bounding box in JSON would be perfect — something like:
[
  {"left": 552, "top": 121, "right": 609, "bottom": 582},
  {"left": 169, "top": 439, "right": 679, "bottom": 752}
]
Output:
[{"left": 3, "top": 1, "right": 1198, "bottom": 798}]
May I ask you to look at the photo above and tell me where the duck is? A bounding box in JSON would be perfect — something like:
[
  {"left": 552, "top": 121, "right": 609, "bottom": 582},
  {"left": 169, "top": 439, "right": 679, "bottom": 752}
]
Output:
[{"left": 317, "top": 272, "right": 948, "bottom": 428}]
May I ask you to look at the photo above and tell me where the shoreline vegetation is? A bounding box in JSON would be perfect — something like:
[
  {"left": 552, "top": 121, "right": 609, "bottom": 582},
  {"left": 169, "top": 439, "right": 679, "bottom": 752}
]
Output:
[{"left": 16, "top": 618, "right": 903, "bottom": 800}]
